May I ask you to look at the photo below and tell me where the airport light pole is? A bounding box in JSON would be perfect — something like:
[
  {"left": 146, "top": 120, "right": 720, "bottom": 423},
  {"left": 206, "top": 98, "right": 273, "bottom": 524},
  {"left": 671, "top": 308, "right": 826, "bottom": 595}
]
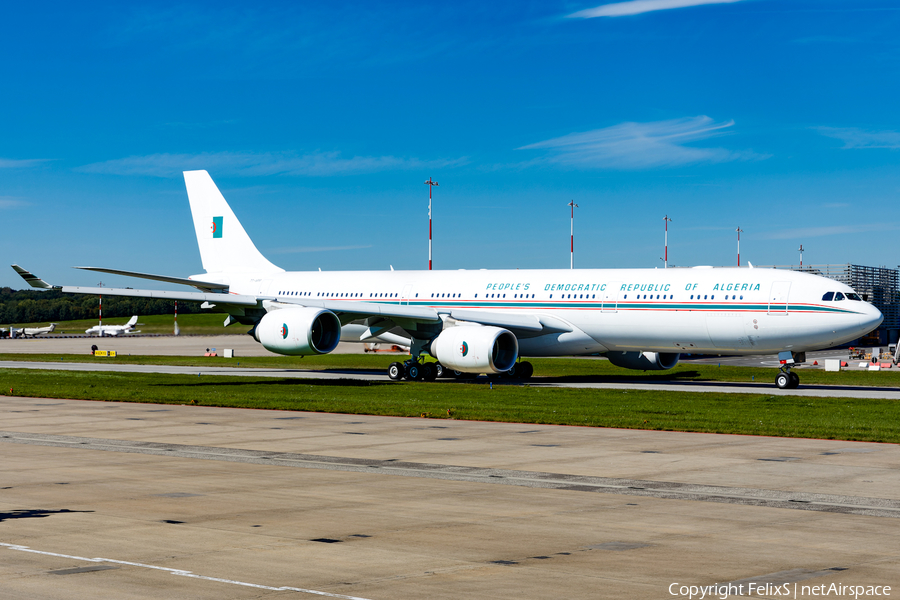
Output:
[
  {"left": 736, "top": 227, "right": 743, "bottom": 267},
  {"left": 663, "top": 215, "right": 672, "bottom": 269},
  {"left": 424, "top": 178, "right": 439, "bottom": 270},
  {"left": 568, "top": 201, "right": 579, "bottom": 269}
]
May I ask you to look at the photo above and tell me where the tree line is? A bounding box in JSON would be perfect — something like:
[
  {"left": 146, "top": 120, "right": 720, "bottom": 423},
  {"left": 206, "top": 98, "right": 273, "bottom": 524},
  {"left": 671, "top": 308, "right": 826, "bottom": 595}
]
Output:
[{"left": 0, "top": 288, "right": 202, "bottom": 325}]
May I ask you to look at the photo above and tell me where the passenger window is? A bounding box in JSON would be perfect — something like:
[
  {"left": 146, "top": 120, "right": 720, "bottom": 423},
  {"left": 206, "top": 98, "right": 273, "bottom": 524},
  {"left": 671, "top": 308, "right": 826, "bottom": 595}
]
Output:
[
  {"left": 704, "top": 295, "right": 708, "bottom": 300},
  {"left": 834, "top": 292, "right": 845, "bottom": 301},
  {"left": 822, "top": 292, "right": 834, "bottom": 301}
]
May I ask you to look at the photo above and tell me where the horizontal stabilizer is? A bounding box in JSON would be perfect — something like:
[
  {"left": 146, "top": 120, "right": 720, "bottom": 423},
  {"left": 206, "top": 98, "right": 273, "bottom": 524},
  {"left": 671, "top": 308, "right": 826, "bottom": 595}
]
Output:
[
  {"left": 74, "top": 266, "right": 229, "bottom": 291},
  {"left": 11, "top": 265, "right": 56, "bottom": 289}
]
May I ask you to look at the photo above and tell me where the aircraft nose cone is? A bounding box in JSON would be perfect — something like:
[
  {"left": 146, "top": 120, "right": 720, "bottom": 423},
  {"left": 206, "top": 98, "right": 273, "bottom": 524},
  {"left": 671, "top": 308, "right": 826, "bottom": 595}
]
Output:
[{"left": 861, "top": 304, "right": 884, "bottom": 334}]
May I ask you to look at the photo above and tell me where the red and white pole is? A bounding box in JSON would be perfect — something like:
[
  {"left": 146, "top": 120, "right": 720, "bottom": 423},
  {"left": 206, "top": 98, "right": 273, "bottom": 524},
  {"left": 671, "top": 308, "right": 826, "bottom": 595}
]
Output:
[
  {"left": 424, "top": 178, "right": 439, "bottom": 270},
  {"left": 98, "top": 281, "right": 102, "bottom": 326},
  {"left": 663, "top": 215, "right": 672, "bottom": 268},
  {"left": 799, "top": 244, "right": 804, "bottom": 268},
  {"left": 736, "top": 227, "right": 743, "bottom": 267},
  {"left": 568, "top": 201, "right": 579, "bottom": 269}
]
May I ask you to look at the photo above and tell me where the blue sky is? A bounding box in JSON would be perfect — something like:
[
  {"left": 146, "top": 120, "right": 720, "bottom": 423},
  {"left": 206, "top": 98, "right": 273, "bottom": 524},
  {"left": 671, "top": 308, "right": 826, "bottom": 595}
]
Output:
[{"left": 2, "top": 0, "right": 899, "bottom": 288}]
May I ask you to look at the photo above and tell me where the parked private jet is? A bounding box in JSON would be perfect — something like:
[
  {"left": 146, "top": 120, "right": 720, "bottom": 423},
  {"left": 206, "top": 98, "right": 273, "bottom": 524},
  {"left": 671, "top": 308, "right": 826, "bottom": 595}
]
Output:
[
  {"left": 85, "top": 315, "right": 139, "bottom": 337},
  {"left": 12, "top": 170, "right": 883, "bottom": 388},
  {"left": 7, "top": 323, "right": 57, "bottom": 338}
]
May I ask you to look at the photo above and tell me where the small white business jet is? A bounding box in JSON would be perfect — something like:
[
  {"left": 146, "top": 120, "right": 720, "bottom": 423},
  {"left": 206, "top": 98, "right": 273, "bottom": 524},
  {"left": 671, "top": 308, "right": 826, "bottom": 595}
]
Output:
[
  {"left": 7, "top": 323, "right": 57, "bottom": 338},
  {"left": 12, "top": 170, "right": 882, "bottom": 388},
  {"left": 85, "top": 315, "right": 139, "bottom": 337}
]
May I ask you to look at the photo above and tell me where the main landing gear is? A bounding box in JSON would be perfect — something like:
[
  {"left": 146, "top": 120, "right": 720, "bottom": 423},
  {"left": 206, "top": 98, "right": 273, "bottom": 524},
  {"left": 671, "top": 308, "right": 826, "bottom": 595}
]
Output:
[
  {"left": 774, "top": 351, "right": 804, "bottom": 389},
  {"left": 387, "top": 359, "right": 535, "bottom": 382},
  {"left": 388, "top": 359, "right": 441, "bottom": 382}
]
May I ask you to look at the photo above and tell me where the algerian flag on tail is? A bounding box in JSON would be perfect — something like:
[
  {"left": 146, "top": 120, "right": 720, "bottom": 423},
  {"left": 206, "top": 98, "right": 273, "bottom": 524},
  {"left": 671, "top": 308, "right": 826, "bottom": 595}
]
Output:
[{"left": 183, "top": 170, "right": 284, "bottom": 275}]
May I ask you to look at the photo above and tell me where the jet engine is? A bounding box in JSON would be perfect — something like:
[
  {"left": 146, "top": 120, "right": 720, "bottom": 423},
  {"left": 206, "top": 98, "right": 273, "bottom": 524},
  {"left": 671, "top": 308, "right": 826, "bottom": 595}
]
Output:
[
  {"left": 605, "top": 351, "right": 680, "bottom": 371},
  {"left": 430, "top": 325, "right": 518, "bottom": 374},
  {"left": 254, "top": 307, "right": 342, "bottom": 356}
]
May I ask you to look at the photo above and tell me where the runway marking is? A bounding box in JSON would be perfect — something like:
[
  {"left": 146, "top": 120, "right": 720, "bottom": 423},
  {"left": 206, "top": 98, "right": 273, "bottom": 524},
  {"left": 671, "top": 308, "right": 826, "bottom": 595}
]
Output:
[
  {"left": 3, "top": 431, "right": 900, "bottom": 518},
  {"left": 0, "top": 542, "right": 373, "bottom": 599}
]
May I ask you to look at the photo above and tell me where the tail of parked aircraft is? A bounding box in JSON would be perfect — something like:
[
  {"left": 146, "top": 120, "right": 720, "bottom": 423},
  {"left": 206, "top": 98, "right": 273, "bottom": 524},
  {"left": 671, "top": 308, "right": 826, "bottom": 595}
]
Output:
[
  {"left": 125, "top": 316, "right": 138, "bottom": 328},
  {"left": 183, "top": 170, "right": 284, "bottom": 275}
]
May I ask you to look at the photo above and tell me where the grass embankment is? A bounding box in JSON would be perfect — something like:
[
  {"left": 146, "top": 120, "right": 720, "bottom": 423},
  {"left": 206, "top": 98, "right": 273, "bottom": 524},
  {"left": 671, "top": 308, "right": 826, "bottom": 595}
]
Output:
[
  {"left": 2, "top": 353, "right": 900, "bottom": 388},
  {"left": 1, "top": 367, "right": 899, "bottom": 443},
  {"left": 6, "top": 313, "right": 241, "bottom": 336}
]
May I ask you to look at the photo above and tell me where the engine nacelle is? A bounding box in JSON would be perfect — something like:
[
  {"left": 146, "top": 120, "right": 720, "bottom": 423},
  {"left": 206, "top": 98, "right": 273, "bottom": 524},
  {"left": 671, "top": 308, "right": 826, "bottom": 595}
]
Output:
[
  {"left": 605, "top": 351, "right": 680, "bottom": 371},
  {"left": 255, "top": 307, "right": 342, "bottom": 356},
  {"left": 430, "top": 325, "right": 518, "bottom": 374}
]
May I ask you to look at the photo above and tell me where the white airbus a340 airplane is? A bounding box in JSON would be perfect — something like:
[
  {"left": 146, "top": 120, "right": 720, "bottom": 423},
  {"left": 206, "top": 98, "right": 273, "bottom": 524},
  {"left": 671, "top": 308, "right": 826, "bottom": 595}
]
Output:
[{"left": 12, "top": 170, "right": 882, "bottom": 389}]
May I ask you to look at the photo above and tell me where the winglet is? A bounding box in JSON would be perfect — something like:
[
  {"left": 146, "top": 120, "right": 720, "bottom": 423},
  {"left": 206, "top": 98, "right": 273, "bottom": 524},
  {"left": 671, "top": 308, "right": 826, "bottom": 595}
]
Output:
[{"left": 11, "top": 265, "right": 57, "bottom": 289}]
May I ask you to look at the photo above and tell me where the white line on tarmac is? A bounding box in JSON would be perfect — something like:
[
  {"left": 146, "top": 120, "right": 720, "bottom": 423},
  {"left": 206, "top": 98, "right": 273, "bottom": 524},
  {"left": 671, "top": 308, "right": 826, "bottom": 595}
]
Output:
[{"left": 0, "top": 543, "right": 373, "bottom": 599}]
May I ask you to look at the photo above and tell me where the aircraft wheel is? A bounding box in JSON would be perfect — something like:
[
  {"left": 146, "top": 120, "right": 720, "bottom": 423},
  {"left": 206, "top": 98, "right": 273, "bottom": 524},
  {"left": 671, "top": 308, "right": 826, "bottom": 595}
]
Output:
[
  {"left": 519, "top": 361, "right": 534, "bottom": 380},
  {"left": 407, "top": 363, "right": 423, "bottom": 381},
  {"left": 788, "top": 372, "right": 800, "bottom": 389},
  {"left": 505, "top": 362, "right": 519, "bottom": 379},
  {"left": 775, "top": 372, "right": 790, "bottom": 389},
  {"left": 433, "top": 362, "right": 445, "bottom": 378},
  {"left": 422, "top": 363, "right": 437, "bottom": 382},
  {"left": 388, "top": 362, "right": 406, "bottom": 381}
]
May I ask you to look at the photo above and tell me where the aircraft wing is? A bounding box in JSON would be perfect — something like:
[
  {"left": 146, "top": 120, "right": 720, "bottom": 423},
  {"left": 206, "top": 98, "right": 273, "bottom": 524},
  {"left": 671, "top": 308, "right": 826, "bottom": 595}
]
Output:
[
  {"left": 74, "top": 267, "right": 229, "bottom": 291},
  {"left": 12, "top": 266, "right": 259, "bottom": 307},
  {"left": 58, "top": 285, "right": 260, "bottom": 306}
]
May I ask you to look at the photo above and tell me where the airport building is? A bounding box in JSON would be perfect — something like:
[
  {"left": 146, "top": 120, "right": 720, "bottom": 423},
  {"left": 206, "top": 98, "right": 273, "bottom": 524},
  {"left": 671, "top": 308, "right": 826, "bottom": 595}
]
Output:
[{"left": 765, "top": 263, "right": 900, "bottom": 345}]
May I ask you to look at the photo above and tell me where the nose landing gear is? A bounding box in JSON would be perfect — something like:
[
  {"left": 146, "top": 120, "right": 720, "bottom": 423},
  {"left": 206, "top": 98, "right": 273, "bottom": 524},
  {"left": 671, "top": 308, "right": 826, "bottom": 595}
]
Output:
[
  {"left": 775, "top": 369, "right": 799, "bottom": 389},
  {"left": 775, "top": 351, "right": 804, "bottom": 389}
]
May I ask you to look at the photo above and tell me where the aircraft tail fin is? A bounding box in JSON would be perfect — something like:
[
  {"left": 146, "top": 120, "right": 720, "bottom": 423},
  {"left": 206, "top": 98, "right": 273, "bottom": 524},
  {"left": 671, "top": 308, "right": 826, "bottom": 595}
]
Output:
[
  {"left": 183, "top": 171, "right": 284, "bottom": 275},
  {"left": 126, "top": 316, "right": 138, "bottom": 328}
]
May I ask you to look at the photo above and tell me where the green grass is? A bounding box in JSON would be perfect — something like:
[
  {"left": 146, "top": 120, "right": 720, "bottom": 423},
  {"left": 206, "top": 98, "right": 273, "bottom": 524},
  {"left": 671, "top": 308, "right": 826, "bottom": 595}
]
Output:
[
  {"left": 1, "top": 368, "right": 899, "bottom": 443},
  {"left": 2, "top": 352, "right": 900, "bottom": 388},
  {"left": 4, "top": 313, "right": 242, "bottom": 336}
]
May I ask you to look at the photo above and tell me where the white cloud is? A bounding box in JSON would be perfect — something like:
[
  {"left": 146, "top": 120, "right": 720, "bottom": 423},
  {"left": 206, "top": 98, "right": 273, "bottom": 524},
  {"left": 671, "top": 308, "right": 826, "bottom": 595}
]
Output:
[
  {"left": 519, "top": 116, "right": 756, "bottom": 169},
  {"left": 0, "top": 158, "right": 49, "bottom": 168},
  {"left": 77, "top": 151, "right": 468, "bottom": 178},
  {"left": 568, "top": 0, "right": 744, "bottom": 19},
  {"left": 0, "top": 197, "right": 26, "bottom": 209},
  {"left": 816, "top": 126, "right": 900, "bottom": 150}
]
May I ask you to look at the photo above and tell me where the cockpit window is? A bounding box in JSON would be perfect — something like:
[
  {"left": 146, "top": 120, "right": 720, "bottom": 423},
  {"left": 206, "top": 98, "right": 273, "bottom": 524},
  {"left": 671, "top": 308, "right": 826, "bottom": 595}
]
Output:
[
  {"left": 846, "top": 292, "right": 862, "bottom": 301},
  {"left": 822, "top": 292, "right": 834, "bottom": 301},
  {"left": 834, "top": 292, "right": 845, "bottom": 301}
]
